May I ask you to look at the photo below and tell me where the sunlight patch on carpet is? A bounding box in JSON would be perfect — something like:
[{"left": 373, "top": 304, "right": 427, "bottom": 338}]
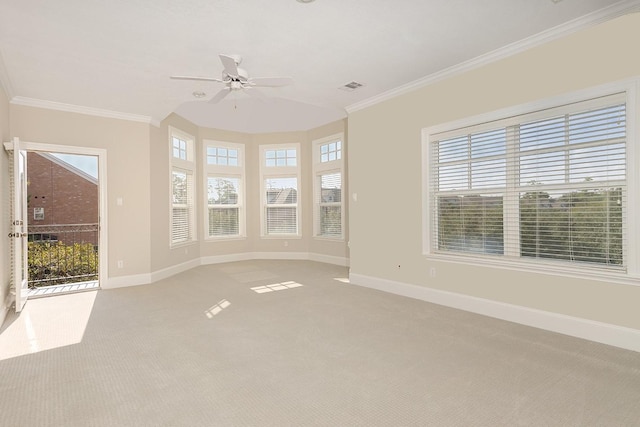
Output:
[
  {"left": 205, "top": 299, "right": 231, "bottom": 318},
  {"left": 0, "top": 290, "right": 97, "bottom": 361},
  {"left": 251, "top": 281, "right": 303, "bottom": 294}
]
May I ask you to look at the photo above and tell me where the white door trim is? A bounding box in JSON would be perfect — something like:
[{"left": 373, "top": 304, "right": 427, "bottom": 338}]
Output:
[{"left": 16, "top": 141, "right": 108, "bottom": 289}]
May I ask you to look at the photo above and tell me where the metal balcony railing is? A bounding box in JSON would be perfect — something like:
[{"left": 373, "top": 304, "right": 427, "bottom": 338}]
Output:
[{"left": 27, "top": 223, "right": 99, "bottom": 288}]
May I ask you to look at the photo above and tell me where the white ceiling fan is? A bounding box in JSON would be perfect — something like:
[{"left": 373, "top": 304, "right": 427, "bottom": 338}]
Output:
[{"left": 171, "top": 54, "right": 293, "bottom": 103}]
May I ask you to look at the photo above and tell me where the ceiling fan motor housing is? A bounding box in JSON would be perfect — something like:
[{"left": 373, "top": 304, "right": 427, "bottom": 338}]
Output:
[{"left": 224, "top": 67, "right": 249, "bottom": 82}]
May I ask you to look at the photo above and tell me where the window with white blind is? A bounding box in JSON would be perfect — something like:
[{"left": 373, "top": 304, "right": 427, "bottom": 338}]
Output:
[
  {"left": 318, "top": 173, "right": 342, "bottom": 237},
  {"left": 204, "top": 141, "right": 244, "bottom": 239},
  {"left": 424, "top": 89, "right": 634, "bottom": 276},
  {"left": 260, "top": 144, "right": 300, "bottom": 236},
  {"left": 170, "top": 128, "right": 196, "bottom": 246},
  {"left": 313, "top": 135, "right": 344, "bottom": 239}
]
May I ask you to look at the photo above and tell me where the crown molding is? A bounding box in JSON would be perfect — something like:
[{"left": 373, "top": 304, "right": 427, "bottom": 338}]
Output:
[
  {"left": 10, "top": 96, "right": 153, "bottom": 124},
  {"left": 346, "top": 0, "right": 640, "bottom": 114}
]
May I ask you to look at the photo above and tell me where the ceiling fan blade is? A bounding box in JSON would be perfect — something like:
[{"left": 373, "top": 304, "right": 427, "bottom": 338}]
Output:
[
  {"left": 244, "top": 87, "right": 267, "bottom": 101},
  {"left": 209, "top": 88, "right": 231, "bottom": 104},
  {"left": 249, "top": 77, "right": 293, "bottom": 87},
  {"left": 219, "top": 54, "right": 239, "bottom": 78},
  {"left": 170, "top": 75, "right": 224, "bottom": 82}
]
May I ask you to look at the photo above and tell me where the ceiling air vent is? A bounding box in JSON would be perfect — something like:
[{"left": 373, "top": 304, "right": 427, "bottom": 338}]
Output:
[{"left": 339, "top": 81, "right": 364, "bottom": 91}]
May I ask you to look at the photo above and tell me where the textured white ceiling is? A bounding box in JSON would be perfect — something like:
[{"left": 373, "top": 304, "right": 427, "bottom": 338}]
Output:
[{"left": 0, "top": 0, "right": 636, "bottom": 133}]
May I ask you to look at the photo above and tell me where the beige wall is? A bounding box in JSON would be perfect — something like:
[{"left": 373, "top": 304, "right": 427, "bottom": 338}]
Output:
[
  {"left": 347, "top": 13, "right": 640, "bottom": 330},
  {"left": 3, "top": 103, "right": 346, "bottom": 296},
  {"left": 151, "top": 115, "right": 348, "bottom": 272},
  {"left": 196, "top": 123, "right": 253, "bottom": 261},
  {"left": 307, "top": 120, "right": 349, "bottom": 261},
  {"left": 250, "top": 130, "right": 309, "bottom": 253},
  {"left": 150, "top": 114, "right": 202, "bottom": 271},
  {"left": 10, "top": 105, "right": 152, "bottom": 280},
  {"left": 0, "top": 84, "right": 10, "bottom": 319}
]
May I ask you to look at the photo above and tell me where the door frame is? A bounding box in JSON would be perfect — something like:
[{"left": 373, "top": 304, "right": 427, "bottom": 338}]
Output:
[
  {"left": 4, "top": 138, "right": 29, "bottom": 311},
  {"left": 17, "top": 141, "right": 108, "bottom": 290}
]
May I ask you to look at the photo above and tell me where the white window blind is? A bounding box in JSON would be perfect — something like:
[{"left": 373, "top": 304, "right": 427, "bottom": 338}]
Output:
[
  {"left": 208, "top": 177, "right": 240, "bottom": 236},
  {"left": 204, "top": 140, "right": 244, "bottom": 239},
  {"left": 260, "top": 143, "right": 300, "bottom": 237},
  {"left": 313, "top": 134, "right": 344, "bottom": 239},
  {"left": 318, "top": 172, "right": 342, "bottom": 237},
  {"left": 172, "top": 168, "right": 194, "bottom": 244},
  {"left": 265, "top": 177, "right": 298, "bottom": 235},
  {"left": 430, "top": 94, "right": 626, "bottom": 269},
  {"left": 170, "top": 128, "right": 196, "bottom": 246}
]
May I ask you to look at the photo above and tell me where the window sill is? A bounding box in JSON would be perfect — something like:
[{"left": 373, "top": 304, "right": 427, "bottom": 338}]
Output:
[
  {"left": 313, "top": 236, "right": 345, "bottom": 243},
  {"left": 205, "top": 236, "right": 246, "bottom": 242},
  {"left": 424, "top": 251, "right": 640, "bottom": 287},
  {"left": 261, "top": 235, "right": 302, "bottom": 240}
]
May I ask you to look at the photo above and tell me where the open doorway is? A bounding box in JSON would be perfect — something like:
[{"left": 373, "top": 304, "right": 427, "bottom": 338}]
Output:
[
  {"left": 26, "top": 151, "right": 101, "bottom": 297},
  {"left": 6, "top": 140, "right": 106, "bottom": 311}
]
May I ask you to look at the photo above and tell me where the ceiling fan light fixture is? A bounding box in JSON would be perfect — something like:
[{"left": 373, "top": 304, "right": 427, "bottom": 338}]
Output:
[{"left": 296, "top": 0, "right": 315, "bottom": 3}]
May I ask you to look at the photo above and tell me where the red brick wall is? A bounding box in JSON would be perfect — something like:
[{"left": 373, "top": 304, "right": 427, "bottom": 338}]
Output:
[{"left": 27, "top": 152, "right": 99, "bottom": 245}]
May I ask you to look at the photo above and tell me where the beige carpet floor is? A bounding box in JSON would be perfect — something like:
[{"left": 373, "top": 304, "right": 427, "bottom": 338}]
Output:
[{"left": 1, "top": 260, "right": 639, "bottom": 426}]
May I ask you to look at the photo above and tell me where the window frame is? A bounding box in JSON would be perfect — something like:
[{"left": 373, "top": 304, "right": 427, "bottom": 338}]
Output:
[
  {"left": 203, "top": 140, "right": 245, "bottom": 240},
  {"left": 422, "top": 79, "right": 640, "bottom": 284},
  {"left": 313, "top": 134, "right": 345, "bottom": 240},
  {"left": 169, "top": 127, "right": 196, "bottom": 248},
  {"left": 260, "top": 143, "right": 301, "bottom": 238}
]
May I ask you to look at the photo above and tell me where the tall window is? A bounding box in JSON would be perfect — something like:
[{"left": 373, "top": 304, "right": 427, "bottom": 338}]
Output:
[
  {"left": 313, "top": 135, "right": 344, "bottom": 239},
  {"left": 260, "top": 144, "right": 300, "bottom": 236},
  {"left": 204, "top": 141, "right": 244, "bottom": 238},
  {"left": 425, "top": 91, "right": 629, "bottom": 272},
  {"left": 170, "top": 128, "right": 195, "bottom": 246}
]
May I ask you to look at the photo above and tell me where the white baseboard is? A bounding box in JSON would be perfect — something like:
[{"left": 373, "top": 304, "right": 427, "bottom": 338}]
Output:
[
  {"left": 0, "top": 309, "right": 6, "bottom": 329},
  {"left": 0, "top": 289, "right": 14, "bottom": 327},
  {"left": 103, "top": 252, "right": 349, "bottom": 290},
  {"left": 103, "top": 272, "right": 152, "bottom": 289},
  {"left": 250, "top": 251, "right": 309, "bottom": 261},
  {"left": 150, "top": 258, "right": 202, "bottom": 283},
  {"left": 309, "top": 252, "right": 350, "bottom": 267},
  {"left": 200, "top": 252, "right": 254, "bottom": 266},
  {"left": 201, "top": 251, "right": 349, "bottom": 266},
  {"left": 349, "top": 273, "right": 640, "bottom": 353}
]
